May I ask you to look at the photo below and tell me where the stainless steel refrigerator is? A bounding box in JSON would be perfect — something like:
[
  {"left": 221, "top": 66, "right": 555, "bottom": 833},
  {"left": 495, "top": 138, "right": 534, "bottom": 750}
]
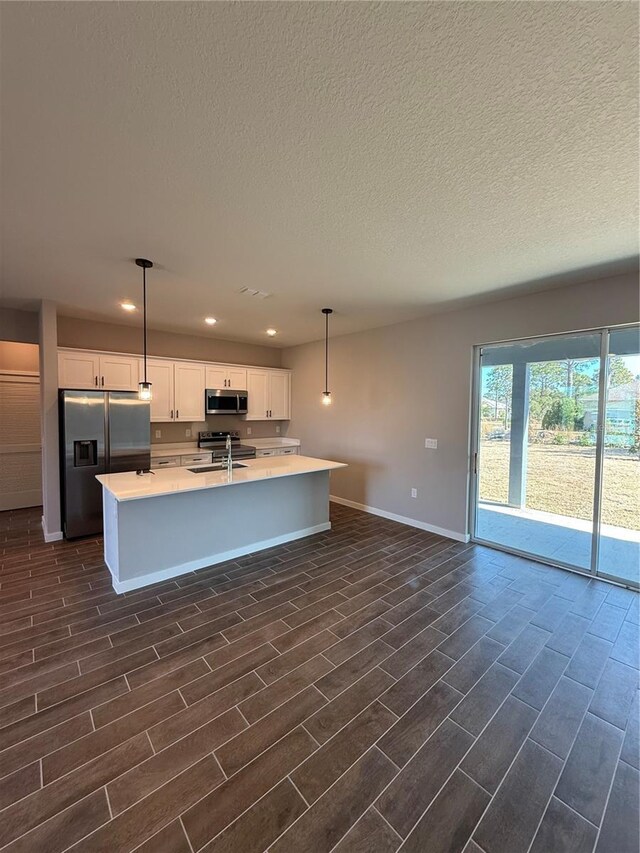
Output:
[{"left": 59, "top": 390, "right": 150, "bottom": 539}]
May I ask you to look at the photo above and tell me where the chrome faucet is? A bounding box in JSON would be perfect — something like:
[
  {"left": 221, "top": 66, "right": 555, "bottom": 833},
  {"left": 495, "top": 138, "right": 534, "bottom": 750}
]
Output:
[{"left": 225, "top": 434, "right": 232, "bottom": 475}]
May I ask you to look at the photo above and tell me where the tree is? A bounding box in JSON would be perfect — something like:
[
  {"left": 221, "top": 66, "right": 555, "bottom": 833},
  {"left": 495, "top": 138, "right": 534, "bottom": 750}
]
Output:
[
  {"left": 484, "top": 366, "right": 512, "bottom": 426},
  {"left": 529, "top": 362, "right": 564, "bottom": 424},
  {"left": 594, "top": 356, "right": 635, "bottom": 389},
  {"left": 608, "top": 356, "right": 635, "bottom": 388},
  {"left": 542, "top": 398, "right": 579, "bottom": 431}
]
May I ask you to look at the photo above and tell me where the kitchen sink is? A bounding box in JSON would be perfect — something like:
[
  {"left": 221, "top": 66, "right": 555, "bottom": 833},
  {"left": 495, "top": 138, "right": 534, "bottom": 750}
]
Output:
[{"left": 187, "top": 463, "right": 248, "bottom": 473}]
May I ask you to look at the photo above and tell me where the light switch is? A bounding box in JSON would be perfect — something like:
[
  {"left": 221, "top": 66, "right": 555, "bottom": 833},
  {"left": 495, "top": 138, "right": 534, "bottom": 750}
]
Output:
[{"left": 425, "top": 438, "right": 438, "bottom": 449}]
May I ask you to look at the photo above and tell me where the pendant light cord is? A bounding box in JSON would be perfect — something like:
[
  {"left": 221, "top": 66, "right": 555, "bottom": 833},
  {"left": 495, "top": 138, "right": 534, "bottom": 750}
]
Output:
[
  {"left": 143, "top": 265, "right": 147, "bottom": 383},
  {"left": 325, "top": 309, "right": 329, "bottom": 394}
]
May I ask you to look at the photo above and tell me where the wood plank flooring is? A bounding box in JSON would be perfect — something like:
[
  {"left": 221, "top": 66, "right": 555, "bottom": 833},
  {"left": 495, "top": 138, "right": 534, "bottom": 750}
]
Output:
[{"left": 0, "top": 503, "right": 638, "bottom": 853}]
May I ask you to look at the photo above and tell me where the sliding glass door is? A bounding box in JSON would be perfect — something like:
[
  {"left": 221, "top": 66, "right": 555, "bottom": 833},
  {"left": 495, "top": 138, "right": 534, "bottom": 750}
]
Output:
[
  {"left": 597, "top": 327, "right": 640, "bottom": 584},
  {"left": 472, "top": 324, "right": 640, "bottom": 587}
]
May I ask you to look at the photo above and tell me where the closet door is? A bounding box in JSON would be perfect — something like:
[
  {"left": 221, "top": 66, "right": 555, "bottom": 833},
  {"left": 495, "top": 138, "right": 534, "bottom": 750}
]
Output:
[{"left": 0, "top": 373, "right": 42, "bottom": 510}]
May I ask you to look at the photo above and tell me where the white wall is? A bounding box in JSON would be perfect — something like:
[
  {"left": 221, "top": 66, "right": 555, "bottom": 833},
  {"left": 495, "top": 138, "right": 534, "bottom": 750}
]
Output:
[{"left": 282, "top": 272, "right": 640, "bottom": 540}]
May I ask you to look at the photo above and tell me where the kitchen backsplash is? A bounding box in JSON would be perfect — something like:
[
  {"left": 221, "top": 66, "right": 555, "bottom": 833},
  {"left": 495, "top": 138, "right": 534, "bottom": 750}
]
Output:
[{"left": 150, "top": 416, "right": 289, "bottom": 444}]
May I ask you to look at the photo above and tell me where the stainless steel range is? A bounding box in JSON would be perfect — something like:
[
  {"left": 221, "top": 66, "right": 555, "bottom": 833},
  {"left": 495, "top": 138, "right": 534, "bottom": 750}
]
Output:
[{"left": 198, "top": 431, "right": 256, "bottom": 461}]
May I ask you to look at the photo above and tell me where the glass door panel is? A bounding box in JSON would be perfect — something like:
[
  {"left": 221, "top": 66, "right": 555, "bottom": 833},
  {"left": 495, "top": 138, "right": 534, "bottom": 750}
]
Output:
[
  {"left": 597, "top": 326, "right": 640, "bottom": 585},
  {"left": 475, "top": 332, "right": 602, "bottom": 572}
]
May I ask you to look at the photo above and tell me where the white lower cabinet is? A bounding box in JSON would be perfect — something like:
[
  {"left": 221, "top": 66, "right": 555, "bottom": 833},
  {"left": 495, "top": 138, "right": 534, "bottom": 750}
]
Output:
[
  {"left": 179, "top": 452, "right": 212, "bottom": 466},
  {"left": 256, "top": 447, "right": 299, "bottom": 458},
  {"left": 150, "top": 455, "right": 181, "bottom": 470}
]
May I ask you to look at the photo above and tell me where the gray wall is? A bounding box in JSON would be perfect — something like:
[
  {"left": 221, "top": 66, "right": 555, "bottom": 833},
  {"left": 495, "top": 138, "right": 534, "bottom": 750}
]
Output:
[
  {"left": 0, "top": 341, "right": 39, "bottom": 373},
  {"left": 0, "top": 308, "right": 39, "bottom": 344},
  {"left": 282, "top": 272, "right": 640, "bottom": 539},
  {"left": 58, "top": 316, "right": 283, "bottom": 368},
  {"left": 39, "top": 301, "right": 61, "bottom": 538}
]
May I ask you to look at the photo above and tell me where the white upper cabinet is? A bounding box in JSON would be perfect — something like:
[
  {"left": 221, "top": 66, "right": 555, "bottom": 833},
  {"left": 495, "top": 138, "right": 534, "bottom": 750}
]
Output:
[
  {"left": 99, "top": 354, "right": 140, "bottom": 391},
  {"left": 147, "top": 359, "right": 205, "bottom": 422},
  {"left": 174, "top": 362, "right": 205, "bottom": 421},
  {"left": 205, "top": 364, "right": 247, "bottom": 390},
  {"left": 246, "top": 369, "right": 291, "bottom": 420},
  {"left": 205, "top": 365, "right": 227, "bottom": 389},
  {"left": 58, "top": 350, "right": 139, "bottom": 391},
  {"left": 58, "top": 351, "right": 100, "bottom": 389},
  {"left": 58, "top": 350, "right": 289, "bottom": 422},
  {"left": 269, "top": 371, "right": 290, "bottom": 420},
  {"left": 227, "top": 367, "right": 248, "bottom": 390},
  {"left": 147, "top": 359, "right": 174, "bottom": 422},
  {"left": 246, "top": 369, "right": 270, "bottom": 420}
]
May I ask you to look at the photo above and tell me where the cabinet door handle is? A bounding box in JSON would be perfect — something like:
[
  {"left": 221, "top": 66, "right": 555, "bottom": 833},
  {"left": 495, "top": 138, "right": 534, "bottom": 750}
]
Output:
[
  {"left": 176, "top": 409, "right": 179, "bottom": 419},
  {"left": 101, "top": 376, "right": 104, "bottom": 386},
  {"left": 170, "top": 410, "right": 174, "bottom": 420},
  {"left": 94, "top": 376, "right": 98, "bottom": 387}
]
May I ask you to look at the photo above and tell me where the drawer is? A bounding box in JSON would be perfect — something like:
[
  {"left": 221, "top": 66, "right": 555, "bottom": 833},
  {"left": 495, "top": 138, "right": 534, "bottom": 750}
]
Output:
[
  {"left": 280, "top": 447, "right": 297, "bottom": 455},
  {"left": 180, "top": 453, "right": 212, "bottom": 465},
  {"left": 150, "top": 455, "right": 181, "bottom": 469},
  {"left": 256, "top": 449, "right": 277, "bottom": 457}
]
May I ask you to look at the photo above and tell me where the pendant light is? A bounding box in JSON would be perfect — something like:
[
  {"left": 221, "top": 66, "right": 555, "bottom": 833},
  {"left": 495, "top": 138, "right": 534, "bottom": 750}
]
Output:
[
  {"left": 136, "top": 258, "right": 153, "bottom": 401},
  {"left": 321, "top": 308, "right": 333, "bottom": 406}
]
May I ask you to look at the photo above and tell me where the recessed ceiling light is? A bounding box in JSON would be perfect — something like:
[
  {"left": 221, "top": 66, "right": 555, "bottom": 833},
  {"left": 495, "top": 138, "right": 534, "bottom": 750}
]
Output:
[
  {"left": 266, "top": 328, "right": 277, "bottom": 337},
  {"left": 204, "top": 317, "right": 217, "bottom": 325},
  {"left": 120, "top": 301, "right": 136, "bottom": 311}
]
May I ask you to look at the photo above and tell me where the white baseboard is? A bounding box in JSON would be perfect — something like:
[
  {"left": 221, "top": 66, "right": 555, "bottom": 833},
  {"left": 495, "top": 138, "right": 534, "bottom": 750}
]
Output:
[
  {"left": 41, "top": 516, "right": 63, "bottom": 542},
  {"left": 107, "top": 522, "right": 332, "bottom": 594},
  {"left": 330, "top": 495, "right": 469, "bottom": 543}
]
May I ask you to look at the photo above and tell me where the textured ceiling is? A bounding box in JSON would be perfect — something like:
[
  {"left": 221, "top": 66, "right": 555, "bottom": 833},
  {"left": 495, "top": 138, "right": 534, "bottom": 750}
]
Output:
[{"left": 0, "top": 2, "right": 637, "bottom": 346}]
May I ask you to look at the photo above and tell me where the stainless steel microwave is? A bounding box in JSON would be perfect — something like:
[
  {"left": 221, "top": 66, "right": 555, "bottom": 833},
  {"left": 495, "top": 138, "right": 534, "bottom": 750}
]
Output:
[{"left": 205, "top": 389, "right": 248, "bottom": 415}]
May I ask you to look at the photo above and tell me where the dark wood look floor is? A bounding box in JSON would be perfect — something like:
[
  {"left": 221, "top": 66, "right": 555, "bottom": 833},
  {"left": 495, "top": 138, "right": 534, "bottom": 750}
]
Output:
[{"left": 0, "top": 505, "right": 638, "bottom": 853}]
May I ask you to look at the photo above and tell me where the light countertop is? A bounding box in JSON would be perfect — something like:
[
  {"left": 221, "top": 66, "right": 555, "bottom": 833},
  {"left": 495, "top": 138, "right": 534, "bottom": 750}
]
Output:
[
  {"left": 97, "top": 454, "right": 345, "bottom": 502},
  {"left": 150, "top": 437, "right": 301, "bottom": 457},
  {"left": 246, "top": 437, "right": 300, "bottom": 449}
]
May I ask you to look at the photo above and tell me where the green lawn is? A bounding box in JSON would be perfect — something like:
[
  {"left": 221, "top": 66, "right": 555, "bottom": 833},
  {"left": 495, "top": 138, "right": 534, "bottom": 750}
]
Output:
[{"left": 478, "top": 442, "right": 640, "bottom": 531}]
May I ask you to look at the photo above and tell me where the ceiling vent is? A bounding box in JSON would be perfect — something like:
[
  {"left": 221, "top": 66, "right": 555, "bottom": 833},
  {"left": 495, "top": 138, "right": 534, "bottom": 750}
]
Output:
[{"left": 238, "top": 287, "right": 271, "bottom": 299}]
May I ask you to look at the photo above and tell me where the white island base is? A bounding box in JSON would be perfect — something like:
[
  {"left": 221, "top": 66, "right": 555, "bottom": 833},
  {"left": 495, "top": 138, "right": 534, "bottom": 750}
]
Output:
[{"left": 97, "top": 456, "right": 346, "bottom": 593}]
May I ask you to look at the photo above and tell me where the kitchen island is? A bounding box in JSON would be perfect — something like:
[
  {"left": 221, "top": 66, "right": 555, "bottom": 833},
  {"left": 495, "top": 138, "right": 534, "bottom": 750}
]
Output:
[{"left": 96, "top": 455, "right": 346, "bottom": 592}]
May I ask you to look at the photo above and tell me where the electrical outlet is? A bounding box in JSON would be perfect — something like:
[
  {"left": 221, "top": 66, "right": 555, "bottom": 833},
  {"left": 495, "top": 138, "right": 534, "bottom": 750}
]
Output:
[
  {"left": 276, "top": 425, "right": 281, "bottom": 434},
  {"left": 185, "top": 428, "right": 192, "bottom": 438},
  {"left": 411, "top": 488, "right": 418, "bottom": 498},
  {"left": 425, "top": 438, "right": 438, "bottom": 449},
  {"left": 246, "top": 427, "right": 252, "bottom": 435},
  {"left": 155, "top": 430, "right": 161, "bottom": 439}
]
